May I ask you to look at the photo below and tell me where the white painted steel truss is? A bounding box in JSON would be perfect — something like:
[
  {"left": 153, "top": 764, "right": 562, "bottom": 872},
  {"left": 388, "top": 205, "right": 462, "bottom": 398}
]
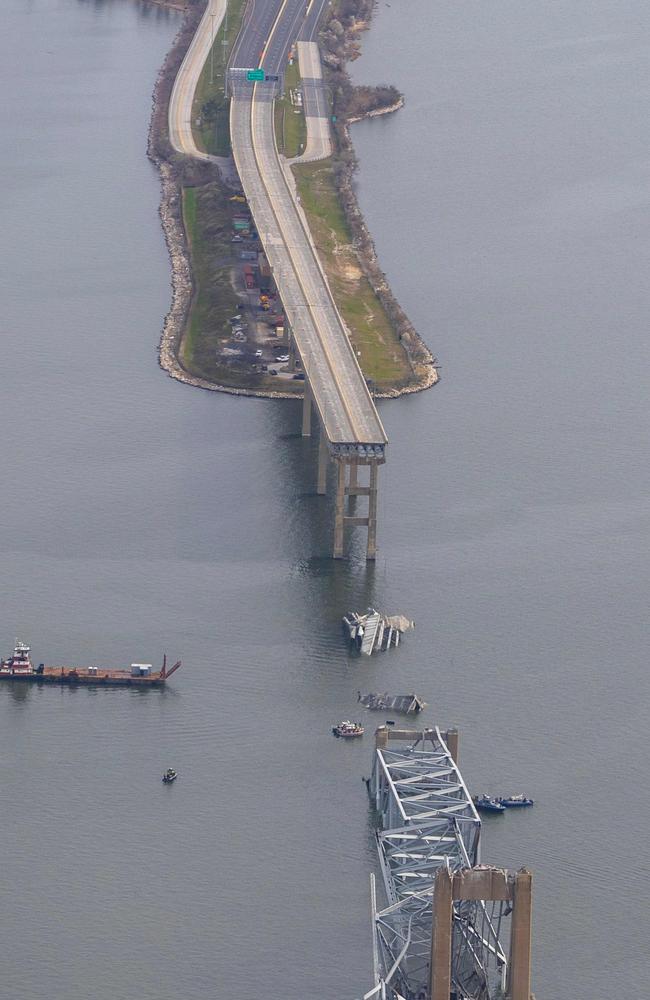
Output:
[{"left": 367, "top": 730, "right": 508, "bottom": 1000}]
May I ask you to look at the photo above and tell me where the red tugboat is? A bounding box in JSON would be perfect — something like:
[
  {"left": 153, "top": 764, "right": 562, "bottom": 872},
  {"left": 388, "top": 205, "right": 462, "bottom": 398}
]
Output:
[
  {"left": 0, "top": 641, "right": 181, "bottom": 687},
  {"left": 1, "top": 640, "right": 33, "bottom": 674}
]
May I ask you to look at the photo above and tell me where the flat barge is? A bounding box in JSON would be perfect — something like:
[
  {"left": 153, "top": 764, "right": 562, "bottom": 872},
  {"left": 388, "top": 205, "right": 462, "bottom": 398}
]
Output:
[{"left": 0, "top": 641, "right": 181, "bottom": 687}]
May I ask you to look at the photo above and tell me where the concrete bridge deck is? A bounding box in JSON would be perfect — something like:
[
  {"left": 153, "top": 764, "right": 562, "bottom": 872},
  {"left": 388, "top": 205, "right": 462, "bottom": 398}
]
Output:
[
  {"left": 168, "top": 0, "right": 387, "bottom": 556},
  {"left": 230, "top": 90, "right": 386, "bottom": 449}
]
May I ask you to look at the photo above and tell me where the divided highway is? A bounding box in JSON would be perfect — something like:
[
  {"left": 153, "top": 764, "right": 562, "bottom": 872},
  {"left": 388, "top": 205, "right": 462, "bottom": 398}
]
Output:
[{"left": 169, "top": 0, "right": 386, "bottom": 450}]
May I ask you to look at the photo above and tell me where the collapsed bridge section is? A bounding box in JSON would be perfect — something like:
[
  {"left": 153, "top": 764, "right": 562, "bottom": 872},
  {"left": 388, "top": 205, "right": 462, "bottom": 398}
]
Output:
[{"left": 368, "top": 727, "right": 533, "bottom": 1000}]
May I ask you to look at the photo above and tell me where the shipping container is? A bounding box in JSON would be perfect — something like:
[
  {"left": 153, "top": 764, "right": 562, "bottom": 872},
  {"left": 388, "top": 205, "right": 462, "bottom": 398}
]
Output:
[
  {"left": 258, "top": 255, "right": 271, "bottom": 279},
  {"left": 243, "top": 264, "right": 258, "bottom": 290}
]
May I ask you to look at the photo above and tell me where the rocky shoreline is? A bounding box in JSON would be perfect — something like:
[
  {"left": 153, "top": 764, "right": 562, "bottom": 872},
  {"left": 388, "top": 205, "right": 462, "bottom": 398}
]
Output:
[
  {"left": 346, "top": 95, "right": 404, "bottom": 125},
  {"left": 144, "top": 0, "right": 189, "bottom": 11},
  {"left": 319, "top": 0, "right": 438, "bottom": 392},
  {"left": 147, "top": 0, "right": 438, "bottom": 399}
]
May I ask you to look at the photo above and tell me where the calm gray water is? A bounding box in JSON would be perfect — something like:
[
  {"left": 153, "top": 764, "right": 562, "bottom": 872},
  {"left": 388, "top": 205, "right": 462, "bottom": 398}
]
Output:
[{"left": 0, "top": 1, "right": 647, "bottom": 998}]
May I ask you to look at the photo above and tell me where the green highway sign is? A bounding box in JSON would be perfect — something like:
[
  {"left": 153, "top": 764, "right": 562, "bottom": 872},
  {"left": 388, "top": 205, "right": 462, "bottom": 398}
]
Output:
[{"left": 247, "top": 69, "right": 265, "bottom": 81}]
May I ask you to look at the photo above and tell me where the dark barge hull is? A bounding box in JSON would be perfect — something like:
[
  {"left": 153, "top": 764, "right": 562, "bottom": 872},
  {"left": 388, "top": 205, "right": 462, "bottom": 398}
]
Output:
[{"left": 0, "top": 672, "right": 166, "bottom": 687}]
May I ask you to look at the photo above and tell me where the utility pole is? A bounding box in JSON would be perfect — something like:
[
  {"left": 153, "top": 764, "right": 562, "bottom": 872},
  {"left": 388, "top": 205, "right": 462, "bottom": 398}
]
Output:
[{"left": 210, "top": 13, "right": 216, "bottom": 84}]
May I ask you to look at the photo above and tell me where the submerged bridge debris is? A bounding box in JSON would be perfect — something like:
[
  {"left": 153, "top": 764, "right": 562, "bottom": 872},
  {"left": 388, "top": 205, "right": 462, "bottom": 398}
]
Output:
[
  {"left": 343, "top": 608, "right": 415, "bottom": 655},
  {"left": 358, "top": 691, "right": 425, "bottom": 715},
  {"left": 366, "top": 726, "right": 533, "bottom": 1000}
]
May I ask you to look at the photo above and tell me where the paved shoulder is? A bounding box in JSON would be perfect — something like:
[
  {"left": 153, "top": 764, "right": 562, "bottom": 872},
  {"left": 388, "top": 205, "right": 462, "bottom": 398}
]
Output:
[{"left": 290, "top": 41, "right": 331, "bottom": 164}]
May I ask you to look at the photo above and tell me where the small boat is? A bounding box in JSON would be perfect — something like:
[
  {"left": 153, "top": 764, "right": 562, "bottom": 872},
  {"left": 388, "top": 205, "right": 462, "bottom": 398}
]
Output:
[
  {"left": 162, "top": 768, "right": 177, "bottom": 784},
  {"left": 473, "top": 794, "right": 505, "bottom": 814},
  {"left": 497, "top": 795, "right": 534, "bottom": 808},
  {"left": 332, "top": 721, "right": 364, "bottom": 738}
]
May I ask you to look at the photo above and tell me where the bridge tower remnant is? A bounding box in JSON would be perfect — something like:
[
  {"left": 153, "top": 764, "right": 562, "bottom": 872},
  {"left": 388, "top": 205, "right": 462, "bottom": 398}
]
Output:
[{"left": 368, "top": 726, "right": 534, "bottom": 999}]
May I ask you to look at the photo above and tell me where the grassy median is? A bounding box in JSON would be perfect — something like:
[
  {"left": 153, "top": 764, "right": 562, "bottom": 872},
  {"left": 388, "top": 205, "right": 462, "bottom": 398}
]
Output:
[
  {"left": 274, "top": 61, "right": 307, "bottom": 158},
  {"left": 191, "top": 0, "right": 247, "bottom": 156}
]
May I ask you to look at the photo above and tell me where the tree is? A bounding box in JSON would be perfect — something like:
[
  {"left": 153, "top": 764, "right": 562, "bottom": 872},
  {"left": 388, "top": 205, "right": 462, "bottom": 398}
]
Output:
[{"left": 201, "top": 99, "right": 219, "bottom": 122}]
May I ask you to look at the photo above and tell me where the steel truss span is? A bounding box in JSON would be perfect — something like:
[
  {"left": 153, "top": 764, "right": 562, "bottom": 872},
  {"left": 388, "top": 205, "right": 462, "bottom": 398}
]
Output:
[{"left": 367, "top": 729, "right": 509, "bottom": 1000}]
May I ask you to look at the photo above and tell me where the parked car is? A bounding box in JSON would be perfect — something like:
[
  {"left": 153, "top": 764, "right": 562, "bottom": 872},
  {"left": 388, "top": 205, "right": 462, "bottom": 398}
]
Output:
[
  {"left": 292, "top": 372, "right": 305, "bottom": 380},
  {"left": 269, "top": 369, "right": 278, "bottom": 376},
  {"left": 254, "top": 349, "right": 263, "bottom": 358},
  {"left": 275, "top": 354, "right": 290, "bottom": 363}
]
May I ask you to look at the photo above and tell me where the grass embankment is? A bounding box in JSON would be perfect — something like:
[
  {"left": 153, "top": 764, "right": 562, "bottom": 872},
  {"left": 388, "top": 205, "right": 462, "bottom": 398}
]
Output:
[
  {"left": 178, "top": 0, "right": 282, "bottom": 389},
  {"left": 293, "top": 159, "right": 413, "bottom": 389},
  {"left": 180, "top": 183, "right": 240, "bottom": 382},
  {"left": 274, "top": 61, "right": 307, "bottom": 158},
  {"left": 191, "top": 0, "right": 247, "bottom": 156}
]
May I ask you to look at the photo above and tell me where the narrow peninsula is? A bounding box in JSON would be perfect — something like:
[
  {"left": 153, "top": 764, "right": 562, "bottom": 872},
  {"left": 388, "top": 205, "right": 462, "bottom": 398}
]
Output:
[{"left": 148, "top": 0, "right": 438, "bottom": 398}]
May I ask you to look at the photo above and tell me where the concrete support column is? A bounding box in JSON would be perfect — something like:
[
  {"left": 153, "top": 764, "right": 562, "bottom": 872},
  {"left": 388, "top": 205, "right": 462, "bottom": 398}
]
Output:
[
  {"left": 333, "top": 461, "right": 346, "bottom": 558},
  {"left": 348, "top": 462, "right": 358, "bottom": 488},
  {"left": 375, "top": 726, "right": 389, "bottom": 750},
  {"left": 317, "top": 429, "right": 328, "bottom": 495},
  {"left": 301, "top": 383, "right": 312, "bottom": 437},
  {"left": 508, "top": 869, "right": 533, "bottom": 1000},
  {"left": 444, "top": 728, "right": 459, "bottom": 765},
  {"left": 430, "top": 867, "right": 454, "bottom": 1000},
  {"left": 367, "top": 462, "right": 379, "bottom": 560}
]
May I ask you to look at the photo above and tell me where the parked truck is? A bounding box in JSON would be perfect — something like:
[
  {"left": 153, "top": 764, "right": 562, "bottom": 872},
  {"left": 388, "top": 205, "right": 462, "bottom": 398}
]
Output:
[{"left": 258, "top": 254, "right": 273, "bottom": 294}]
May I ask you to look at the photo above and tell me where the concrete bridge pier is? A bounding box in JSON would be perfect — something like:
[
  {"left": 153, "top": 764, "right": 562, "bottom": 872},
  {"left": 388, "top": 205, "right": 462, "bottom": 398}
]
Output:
[
  {"left": 300, "top": 385, "right": 384, "bottom": 559},
  {"left": 317, "top": 429, "right": 328, "bottom": 495},
  {"left": 303, "top": 400, "right": 328, "bottom": 494},
  {"left": 301, "top": 384, "right": 312, "bottom": 437},
  {"left": 333, "top": 458, "right": 380, "bottom": 561},
  {"left": 430, "top": 866, "right": 533, "bottom": 1000}
]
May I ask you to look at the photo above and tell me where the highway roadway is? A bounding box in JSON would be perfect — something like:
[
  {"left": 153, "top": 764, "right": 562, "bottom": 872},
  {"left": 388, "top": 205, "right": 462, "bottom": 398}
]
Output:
[
  {"left": 169, "top": 0, "right": 386, "bottom": 449},
  {"left": 168, "top": 0, "right": 228, "bottom": 159},
  {"left": 292, "top": 41, "right": 332, "bottom": 162},
  {"left": 230, "top": 0, "right": 386, "bottom": 447}
]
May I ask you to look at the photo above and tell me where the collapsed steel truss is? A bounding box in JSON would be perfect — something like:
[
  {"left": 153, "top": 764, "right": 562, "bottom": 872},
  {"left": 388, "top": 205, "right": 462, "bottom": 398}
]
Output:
[{"left": 366, "top": 729, "right": 508, "bottom": 1000}]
